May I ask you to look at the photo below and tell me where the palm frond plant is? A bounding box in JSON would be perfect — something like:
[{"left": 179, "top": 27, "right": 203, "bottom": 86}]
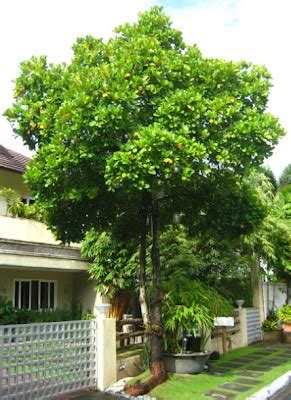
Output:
[{"left": 162, "top": 278, "right": 234, "bottom": 353}]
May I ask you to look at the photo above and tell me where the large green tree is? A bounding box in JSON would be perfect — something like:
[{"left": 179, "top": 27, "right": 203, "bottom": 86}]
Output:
[{"left": 5, "top": 7, "right": 284, "bottom": 393}]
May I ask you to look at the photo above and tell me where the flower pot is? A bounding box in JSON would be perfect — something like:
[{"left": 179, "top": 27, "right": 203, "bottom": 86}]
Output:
[
  {"left": 263, "top": 330, "right": 282, "bottom": 343},
  {"left": 164, "top": 351, "right": 211, "bottom": 374},
  {"left": 235, "top": 300, "right": 245, "bottom": 309},
  {"left": 282, "top": 322, "right": 291, "bottom": 333},
  {"left": 185, "top": 335, "right": 201, "bottom": 352},
  {"left": 282, "top": 331, "right": 291, "bottom": 344}
]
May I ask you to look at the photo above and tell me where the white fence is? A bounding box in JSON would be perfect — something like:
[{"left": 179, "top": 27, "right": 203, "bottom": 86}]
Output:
[{"left": 0, "top": 320, "right": 96, "bottom": 399}]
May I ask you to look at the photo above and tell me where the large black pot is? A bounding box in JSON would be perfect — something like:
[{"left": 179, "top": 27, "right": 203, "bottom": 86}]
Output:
[
  {"left": 164, "top": 351, "right": 211, "bottom": 374},
  {"left": 185, "top": 335, "right": 201, "bottom": 352}
]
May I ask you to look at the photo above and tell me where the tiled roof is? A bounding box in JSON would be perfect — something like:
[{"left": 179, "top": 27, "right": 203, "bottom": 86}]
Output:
[{"left": 0, "top": 145, "right": 31, "bottom": 174}]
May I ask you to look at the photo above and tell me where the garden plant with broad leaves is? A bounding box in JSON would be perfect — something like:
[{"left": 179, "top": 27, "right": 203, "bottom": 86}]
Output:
[{"left": 5, "top": 7, "right": 284, "bottom": 394}]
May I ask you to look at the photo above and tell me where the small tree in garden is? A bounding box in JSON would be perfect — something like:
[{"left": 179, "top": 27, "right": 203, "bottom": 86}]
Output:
[
  {"left": 5, "top": 7, "right": 284, "bottom": 394},
  {"left": 279, "top": 164, "right": 291, "bottom": 186}
]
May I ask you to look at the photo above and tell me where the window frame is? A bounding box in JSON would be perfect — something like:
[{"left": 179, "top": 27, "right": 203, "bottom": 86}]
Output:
[
  {"left": 21, "top": 196, "right": 35, "bottom": 206},
  {"left": 13, "top": 279, "right": 57, "bottom": 310}
]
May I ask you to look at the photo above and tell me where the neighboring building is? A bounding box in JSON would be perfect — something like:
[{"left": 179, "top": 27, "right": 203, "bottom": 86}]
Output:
[{"left": 0, "top": 145, "right": 102, "bottom": 313}]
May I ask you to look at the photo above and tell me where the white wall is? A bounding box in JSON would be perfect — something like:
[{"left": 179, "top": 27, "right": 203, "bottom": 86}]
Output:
[
  {"left": 263, "top": 282, "right": 288, "bottom": 317},
  {"left": 0, "top": 215, "right": 65, "bottom": 245},
  {"left": 73, "top": 272, "right": 104, "bottom": 313}
]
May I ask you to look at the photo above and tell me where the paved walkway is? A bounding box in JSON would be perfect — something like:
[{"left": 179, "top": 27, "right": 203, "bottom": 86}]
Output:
[
  {"left": 205, "top": 343, "right": 291, "bottom": 399},
  {"left": 58, "top": 343, "right": 291, "bottom": 400}
]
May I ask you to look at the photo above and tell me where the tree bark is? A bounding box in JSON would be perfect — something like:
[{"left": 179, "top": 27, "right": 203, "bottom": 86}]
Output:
[
  {"left": 126, "top": 198, "right": 167, "bottom": 396},
  {"left": 250, "top": 254, "right": 265, "bottom": 323},
  {"left": 149, "top": 199, "right": 166, "bottom": 377},
  {"left": 287, "top": 277, "right": 291, "bottom": 305},
  {"left": 139, "top": 195, "right": 149, "bottom": 326}
]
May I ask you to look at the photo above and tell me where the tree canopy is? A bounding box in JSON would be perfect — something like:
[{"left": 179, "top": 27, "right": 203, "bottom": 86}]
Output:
[{"left": 5, "top": 8, "right": 283, "bottom": 242}]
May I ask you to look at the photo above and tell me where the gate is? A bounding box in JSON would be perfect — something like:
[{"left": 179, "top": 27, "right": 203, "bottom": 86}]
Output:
[{"left": 0, "top": 320, "right": 96, "bottom": 399}]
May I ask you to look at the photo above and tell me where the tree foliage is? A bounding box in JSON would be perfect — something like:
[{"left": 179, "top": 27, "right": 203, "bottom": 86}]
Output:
[
  {"left": 81, "top": 229, "right": 139, "bottom": 297},
  {"left": 279, "top": 164, "right": 291, "bottom": 186},
  {"left": 5, "top": 8, "right": 283, "bottom": 242}
]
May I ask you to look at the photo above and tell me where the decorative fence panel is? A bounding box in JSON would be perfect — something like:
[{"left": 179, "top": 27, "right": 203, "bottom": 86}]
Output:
[
  {"left": 116, "top": 318, "right": 147, "bottom": 352},
  {"left": 246, "top": 308, "right": 261, "bottom": 344},
  {"left": 0, "top": 320, "right": 96, "bottom": 399}
]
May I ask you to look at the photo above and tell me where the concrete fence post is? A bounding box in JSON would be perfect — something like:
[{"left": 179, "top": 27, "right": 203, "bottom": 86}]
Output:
[
  {"left": 96, "top": 316, "right": 117, "bottom": 391},
  {"left": 238, "top": 308, "right": 248, "bottom": 347}
]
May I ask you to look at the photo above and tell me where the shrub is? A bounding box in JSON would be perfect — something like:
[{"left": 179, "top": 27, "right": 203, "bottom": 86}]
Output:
[
  {"left": 277, "top": 305, "right": 291, "bottom": 324},
  {"left": 0, "top": 296, "right": 91, "bottom": 325},
  {"left": 262, "top": 310, "right": 280, "bottom": 332},
  {"left": 0, "top": 296, "right": 16, "bottom": 324}
]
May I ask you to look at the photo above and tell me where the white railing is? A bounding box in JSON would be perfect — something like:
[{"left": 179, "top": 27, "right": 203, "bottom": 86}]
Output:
[{"left": 0, "top": 320, "right": 96, "bottom": 399}]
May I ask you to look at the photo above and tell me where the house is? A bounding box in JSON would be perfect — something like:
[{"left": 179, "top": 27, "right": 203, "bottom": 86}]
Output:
[{"left": 0, "top": 144, "right": 103, "bottom": 313}]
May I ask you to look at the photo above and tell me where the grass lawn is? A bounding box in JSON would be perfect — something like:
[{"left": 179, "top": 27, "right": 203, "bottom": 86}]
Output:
[
  {"left": 117, "top": 348, "right": 143, "bottom": 359},
  {"left": 129, "top": 345, "right": 291, "bottom": 400}
]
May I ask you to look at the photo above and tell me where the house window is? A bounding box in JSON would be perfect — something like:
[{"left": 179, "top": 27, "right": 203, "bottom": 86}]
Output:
[
  {"left": 14, "top": 279, "right": 56, "bottom": 310},
  {"left": 21, "top": 197, "right": 35, "bottom": 206}
]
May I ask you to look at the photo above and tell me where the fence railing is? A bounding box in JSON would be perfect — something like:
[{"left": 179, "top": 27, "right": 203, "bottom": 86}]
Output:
[
  {"left": 116, "top": 318, "right": 147, "bottom": 352},
  {"left": 0, "top": 320, "right": 96, "bottom": 399},
  {"left": 116, "top": 312, "right": 241, "bottom": 353}
]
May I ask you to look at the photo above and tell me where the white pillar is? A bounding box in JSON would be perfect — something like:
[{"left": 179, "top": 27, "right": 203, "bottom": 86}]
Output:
[
  {"left": 238, "top": 308, "right": 248, "bottom": 347},
  {"left": 96, "top": 317, "right": 117, "bottom": 390}
]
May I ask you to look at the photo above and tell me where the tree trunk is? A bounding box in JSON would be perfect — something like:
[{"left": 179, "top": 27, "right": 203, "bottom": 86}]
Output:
[
  {"left": 139, "top": 196, "right": 149, "bottom": 326},
  {"left": 149, "top": 199, "right": 166, "bottom": 378},
  {"left": 287, "top": 276, "right": 291, "bottom": 305},
  {"left": 250, "top": 254, "right": 265, "bottom": 323},
  {"left": 126, "top": 198, "right": 167, "bottom": 396}
]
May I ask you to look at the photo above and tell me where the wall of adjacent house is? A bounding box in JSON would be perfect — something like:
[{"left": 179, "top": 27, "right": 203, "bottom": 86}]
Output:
[
  {"left": 0, "top": 268, "right": 74, "bottom": 309},
  {"left": 73, "top": 272, "right": 104, "bottom": 314},
  {"left": 0, "top": 214, "right": 62, "bottom": 245},
  {"left": 0, "top": 168, "right": 101, "bottom": 315},
  {"left": 0, "top": 169, "right": 31, "bottom": 216}
]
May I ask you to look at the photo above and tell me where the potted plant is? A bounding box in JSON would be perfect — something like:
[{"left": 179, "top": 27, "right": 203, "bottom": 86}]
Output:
[
  {"left": 277, "top": 305, "right": 291, "bottom": 333},
  {"left": 262, "top": 311, "right": 282, "bottom": 343},
  {"left": 162, "top": 279, "right": 233, "bottom": 374}
]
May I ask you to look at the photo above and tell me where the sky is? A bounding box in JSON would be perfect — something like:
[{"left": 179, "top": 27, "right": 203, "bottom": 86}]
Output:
[{"left": 0, "top": 0, "right": 290, "bottom": 178}]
